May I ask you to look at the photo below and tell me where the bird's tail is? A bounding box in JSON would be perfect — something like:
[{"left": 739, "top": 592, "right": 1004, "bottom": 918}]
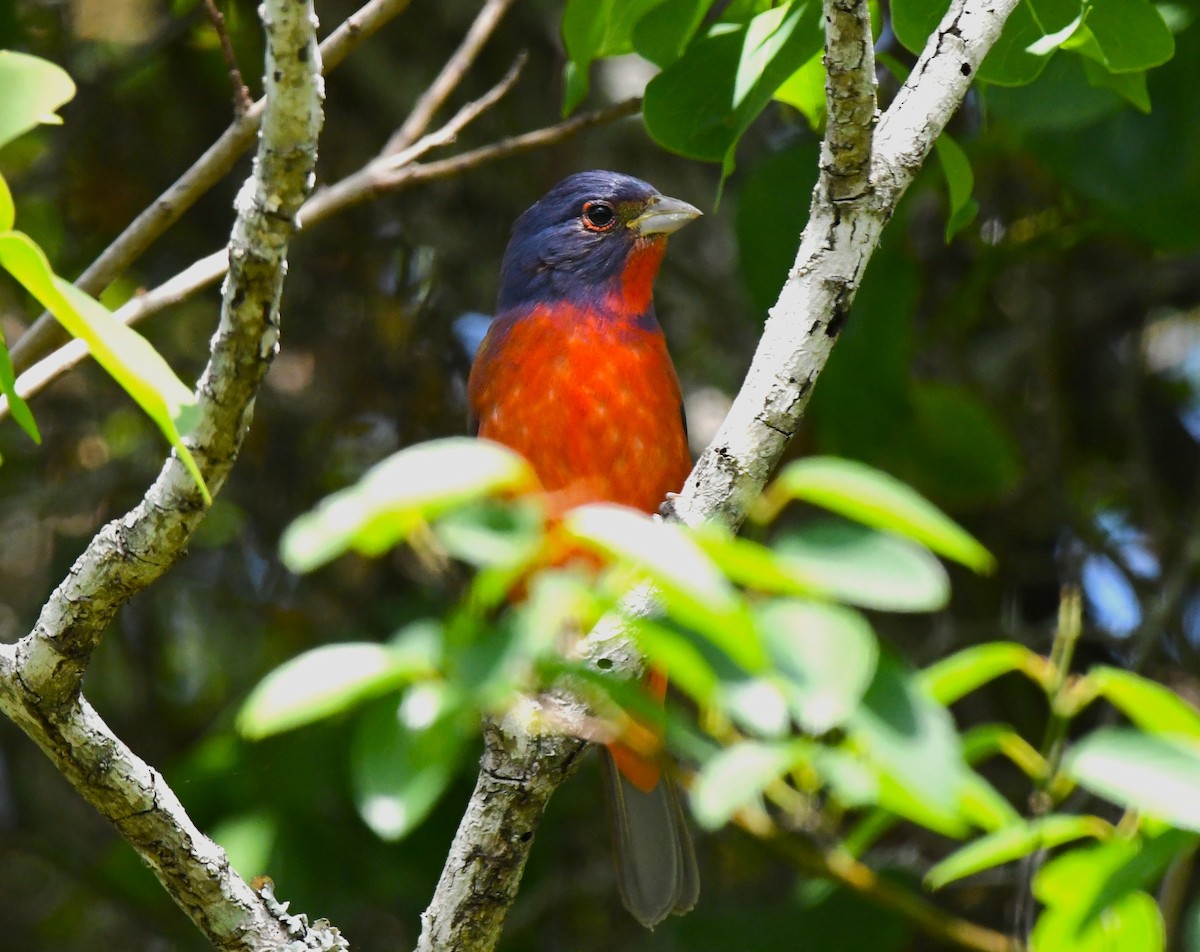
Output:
[{"left": 600, "top": 667, "right": 699, "bottom": 928}]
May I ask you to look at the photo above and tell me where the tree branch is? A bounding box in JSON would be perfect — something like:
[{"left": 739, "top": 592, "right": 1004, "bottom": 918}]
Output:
[
  {"left": 416, "top": 0, "right": 1021, "bottom": 947},
  {"left": 384, "top": 0, "right": 518, "bottom": 154},
  {"left": 8, "top": 0, "right": 415, "bottom": 374},
  {"left": 0, "top": 1, "right": 325, "bottom": 946}
]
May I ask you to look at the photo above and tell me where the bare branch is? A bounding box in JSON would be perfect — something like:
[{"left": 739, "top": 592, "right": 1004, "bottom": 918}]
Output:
[
  {"left": 303, "top": 50, "right": 530, "bottom": 225},
  {"left": 8, "top": 0, "right": 414, "bottom": 374},
  {"left": 385, "top": 0, "right": 518, "bottom": 154},
  {"left": 204, "top": 0, "right": 253, "bottom": 115},
  {"left": 0, "top": 97, "right": 639, "bottom": 421}
]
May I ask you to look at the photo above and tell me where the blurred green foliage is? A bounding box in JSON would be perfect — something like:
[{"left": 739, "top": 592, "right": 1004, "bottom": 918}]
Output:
[{"left": 2, "top": 0, "right": 1200, "bottom": 949}]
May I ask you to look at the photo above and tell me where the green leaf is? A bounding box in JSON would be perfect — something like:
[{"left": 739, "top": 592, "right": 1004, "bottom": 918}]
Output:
[
  {"left": 1066, "top": 729, "right": 1200, "bottom": 831},
  {"left": 695, "top": 527, "right": 821, "bottom": 596},
  {"left": 431, "top": 499, "right": 544, "bottom": 570},
  {"left": 1089, "top": 667, "right": 1200, "bottom": 737},
  {"left": 280, "top": 438, "right": 537, "bottom": 573},
  {"left": 632, "top": 0, "right": 716, "bottom": 67},
  {"left": 847, "top": 654, "right": 970, "bottom": 836},
  {"left": 1079, "top": 0, "right": 1174, "bottom": 72},
  {"left": 1081, "top": 58, "right": 1151, "bottom": 112},
  {"left": 927, "top": 814, "right": 1113, "bottom": 890},
  {"left": 735, "top": 138, "right": 820, "bottom": 314},
  {"left": 920, "top": 642, "right": 1048, "bottom": 704},
  {"left": 775, "top": 521, "right": 951, "bottom": 613},
  {"left": 351, "top": 686, "right": 472, "bottom": 840},
  {"left": 0, "top": 324, "right": 39, "bottom": 445},
  {"left": 237, "top": 635, "right": 439, "bottom": 739},
  {"left": 563, "top": 503, "right": 765, "bottom": 671},
  {"left": 1032, "top": 836, "right": 1180, "bottom": 951},
  {"left": 0, "top": 231, "right": 206, "bottom": 500},
  {"left": 0, "top": 51, "right": 76, "bottom": 151},
  {"left": 643, "top": 1, "right": 822, "bottom": 164},
  {"left": 976, "top": 0, "right": 1082, "bottom": 86},
  {"left": 757, "top": 599, "right": 878, "bottom": 734},
  {"left": 561, "top": 0, "right": 666, "bottom": 112},
  {"left": 773, "top": 49, "right": 826, "bottom": 129},
  {"left": 691, "top": 739, "right": 803, "bottom": 828},
  {"left": 756, "top": 456, "right": 995, "bottom": 573},
  {"left": 0, "top": 172, "right": 13, "bottom": 231},
  {"left": 1034, "top": 887, "right": 1165, "bottom": 951},
  {"left": 934, "top": 133, "right": 978, "bottom": 242}
]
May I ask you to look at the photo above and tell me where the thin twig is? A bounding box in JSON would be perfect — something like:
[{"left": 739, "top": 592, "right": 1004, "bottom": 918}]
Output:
[
  {"left": 0, "top": 97, "right": 639, "bottom": 422},
  {"left": 385, "top": 0, "right": 518, "bottom": 154},
  {"left": 204, "top": 0, "right": 253, "bottom": 115},
  {"left": 8, "top": 0, "right": 415, "bottom": 374}
]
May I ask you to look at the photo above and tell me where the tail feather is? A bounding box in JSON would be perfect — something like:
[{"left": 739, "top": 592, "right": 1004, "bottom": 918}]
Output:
[{"left": 601, "top": 749, "right": 700, "bottom": 928}]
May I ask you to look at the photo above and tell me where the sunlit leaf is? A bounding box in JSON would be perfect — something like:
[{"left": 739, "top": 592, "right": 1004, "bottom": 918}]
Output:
[
  {"left": 694, "top": 526, "right": 822, "bottom": 596},
  {"left": 691, "top": 739, "right": 804, "bottom": 828},
  {"left": 0, "top": 172, "right": 14, "bottom": 231},
  {"left": 1066, "top": 729, "right": 1200, "bottom": 831},
  {"left": 280, "top": 438, "right": 537, "bottom": 573},
  {"left": 773, "top": 49, "right": 826, "bottom": 129},
  {"left": 0, "top": 231, "right": 206, "bottom": 498},
  {"left": 561, "top": 0, "right": 666, "bottom": 112},
  {"left": 1074, "top": 0, "right": 1174, "bottom": 72},
  {"left": 775, "top": 521, "right": 951, "bottom": 612},
  {"left": 927, "top": 814, "right": 1112, "bottom": 890},
  {"left": 351, "top": 687, "right": 473, "bottom": 840},
  {"left": 1088, "top": 667, "right": 1200, "bottom": 737},
  {"left": 1032, "top": 835, "right": 1180, "bottom": 951},
  {"left": 0, "top": 50, "right": 76, "bottom": 150},
  {"left": 920, "top": 642, "right": 1048, "bottom": 704},
  {"left": 643, "top": 1, "right": 821, "bottom": 166},
  {"left": 431, "top": 498, "right": 544, "bottom": 570},
  {"left": 757, "top": 599, "right": 878, "bottom": 734},
  {"left": 755, "top": 456, "right": 994, "bottom": 573},
  {"left": 237, "top": 632, "right": 440, "bottom": 739},
  {"left": 564, "top": 503, "right": 765, "bottom": 671}
]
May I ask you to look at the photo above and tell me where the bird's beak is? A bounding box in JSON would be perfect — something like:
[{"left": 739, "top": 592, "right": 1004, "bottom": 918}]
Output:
[{"left": 629, "top": 194, "right": 703, "bottom": 237}]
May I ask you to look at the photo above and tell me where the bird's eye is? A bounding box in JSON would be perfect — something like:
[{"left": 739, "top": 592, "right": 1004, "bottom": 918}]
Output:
[{"left": 581, "top": 201, "right": 617, "bottom": 231}]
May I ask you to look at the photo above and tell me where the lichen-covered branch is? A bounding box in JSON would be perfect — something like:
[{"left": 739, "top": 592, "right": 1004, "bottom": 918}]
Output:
[
  {"left": 417, "top": 0, "right": 1022, "bottom": 948},
  {"left": 0, "top": 0, "right": 324, "bottom": 946},
  {"left": 416, "top": 710, "right": 590, "bottom": 952}
]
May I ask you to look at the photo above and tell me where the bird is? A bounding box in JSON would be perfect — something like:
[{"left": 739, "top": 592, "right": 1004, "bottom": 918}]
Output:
[{"left": 467, "top": 170, "right": 701, "bottom": 928}]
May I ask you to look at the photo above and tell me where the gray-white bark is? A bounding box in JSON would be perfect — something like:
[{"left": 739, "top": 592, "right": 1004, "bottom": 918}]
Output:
[{"left": 0, "top": 0, "right": 324, "bottom": 947}]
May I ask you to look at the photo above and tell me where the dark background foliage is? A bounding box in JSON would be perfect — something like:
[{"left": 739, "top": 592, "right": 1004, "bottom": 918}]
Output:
[{"left": 2, "top": 0, "right": 1200, "bottom": 948}]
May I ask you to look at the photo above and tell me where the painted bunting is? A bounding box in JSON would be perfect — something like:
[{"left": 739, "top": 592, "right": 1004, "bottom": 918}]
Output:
[{"left": 467, "top": 170, "right": 701, "bottom": 927}]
